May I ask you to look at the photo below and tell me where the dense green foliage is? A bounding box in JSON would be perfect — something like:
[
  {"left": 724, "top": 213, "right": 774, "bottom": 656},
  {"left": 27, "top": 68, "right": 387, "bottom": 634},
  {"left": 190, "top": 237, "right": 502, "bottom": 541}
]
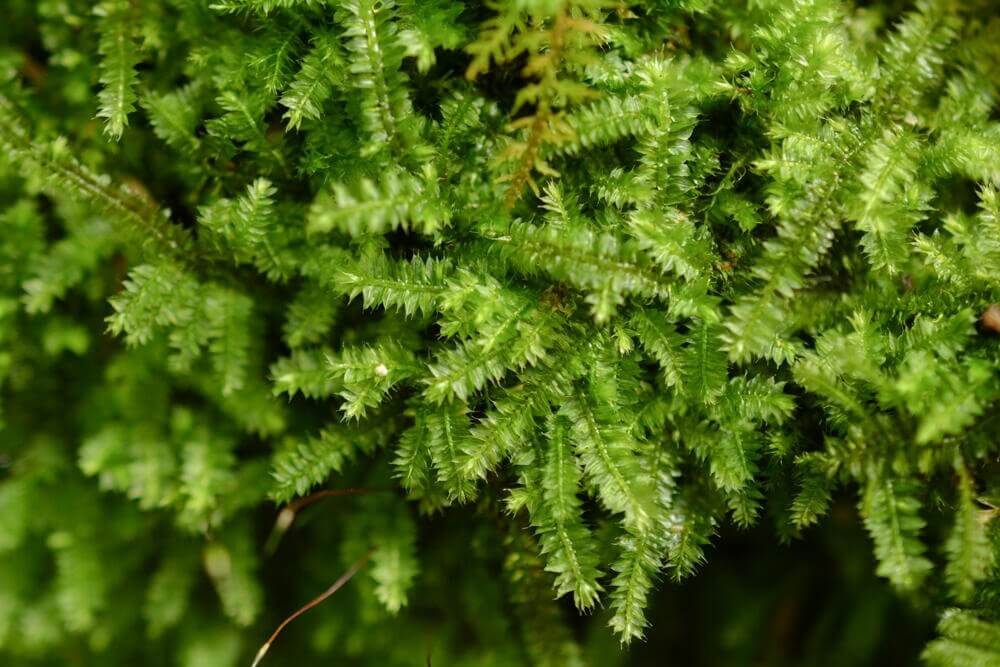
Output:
[{"left": 1, "top": 0, "right": 999, "bottom": 665}]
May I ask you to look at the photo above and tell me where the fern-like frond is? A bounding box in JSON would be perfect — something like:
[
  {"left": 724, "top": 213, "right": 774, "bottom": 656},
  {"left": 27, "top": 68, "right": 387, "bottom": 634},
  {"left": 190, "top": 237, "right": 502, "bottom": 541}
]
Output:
[
  {"left": 945, "top": 464, "right": 993, "bottom": 603},
  {"left": 333, "top": 251, "right": 452, "bottom": 318},
  {"left": 923, "top": 609, "right": 1000, "bottom": 667},
  {"left": 327, "top": 342, "right": 420, "bottom": 418},
  {"left": 95, "top": 0, "right": 142, "bottom": 140},
  {"left": 308, "top": 165, "right": 448, "bottom": 236},
  {"left": 860, "top": 473, "right": 933, "bottom": 591},
  {"left": 533, "top": 415, "right": 603, "bottom": 610},
  {"left": 338, "top": 0, "right": 412, "bottom": 154},
  {"left": 280, "top": 31, "right": 345, "bottom": 130},
  {"left": 561, "top": 359, "right": 654, "bottom": 531},
  {"left": 270, "top": 424, "right": 390, "bottom": 502}
]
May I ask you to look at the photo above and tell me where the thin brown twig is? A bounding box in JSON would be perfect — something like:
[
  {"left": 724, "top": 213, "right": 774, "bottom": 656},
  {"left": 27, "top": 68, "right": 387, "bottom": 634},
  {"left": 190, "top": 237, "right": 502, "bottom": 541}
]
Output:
[
  {"left": 264, "top": 487, "right": 387, "bottom": 555},
  {"left": 285, "top": 487, "right": 379, "bottom": 513},
  {"left": 251, "top": 549, "right": 375, "bottom": 667}
]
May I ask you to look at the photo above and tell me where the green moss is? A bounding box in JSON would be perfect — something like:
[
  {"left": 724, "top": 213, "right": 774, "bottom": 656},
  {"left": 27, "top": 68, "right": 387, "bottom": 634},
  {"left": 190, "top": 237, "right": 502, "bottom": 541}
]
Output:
[{"left": 0, "top": 0, "right": 999, "bottom": 665}]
